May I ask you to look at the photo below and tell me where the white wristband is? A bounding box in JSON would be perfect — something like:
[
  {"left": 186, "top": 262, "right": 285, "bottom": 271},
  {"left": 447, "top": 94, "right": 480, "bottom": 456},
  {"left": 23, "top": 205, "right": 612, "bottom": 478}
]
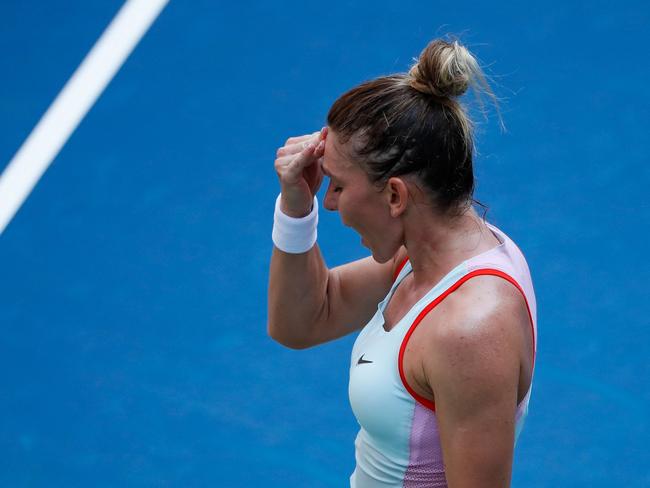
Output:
[{"left": 272, "top": 194, "right": 318, "bottom": 253}]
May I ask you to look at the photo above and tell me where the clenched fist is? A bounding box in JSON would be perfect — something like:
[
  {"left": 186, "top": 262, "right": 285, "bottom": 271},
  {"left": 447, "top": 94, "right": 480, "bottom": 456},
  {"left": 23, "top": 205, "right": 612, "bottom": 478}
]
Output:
[{"left": 274, "top": 127, "right": 328, "bottom": 217}]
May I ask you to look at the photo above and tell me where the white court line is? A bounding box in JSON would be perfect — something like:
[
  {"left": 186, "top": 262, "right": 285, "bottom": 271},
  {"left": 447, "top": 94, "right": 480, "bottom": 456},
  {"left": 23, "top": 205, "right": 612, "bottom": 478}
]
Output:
[{"left": 0, "top": 0, "right": 170, "bottom": 235}]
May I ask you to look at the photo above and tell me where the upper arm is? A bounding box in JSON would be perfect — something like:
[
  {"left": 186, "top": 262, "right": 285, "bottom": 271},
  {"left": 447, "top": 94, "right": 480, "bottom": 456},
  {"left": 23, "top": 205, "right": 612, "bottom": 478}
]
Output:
[
  {"left": 424, "top": 282, "right": 524, "bottom": 487},
  {"left": 307, "top": 247, "right": 407, "bottom": 346}
]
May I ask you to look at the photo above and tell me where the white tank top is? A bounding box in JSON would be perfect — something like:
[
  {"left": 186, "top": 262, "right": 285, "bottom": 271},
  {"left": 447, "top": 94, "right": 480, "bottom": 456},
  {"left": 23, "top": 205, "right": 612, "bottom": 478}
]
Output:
[{"left": 348, "top": 223, "right": 537, "bottom": 487}]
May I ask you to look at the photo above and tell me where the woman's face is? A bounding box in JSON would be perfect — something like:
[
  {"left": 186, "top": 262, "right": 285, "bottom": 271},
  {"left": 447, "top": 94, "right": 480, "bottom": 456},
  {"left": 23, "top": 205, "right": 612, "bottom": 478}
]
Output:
[{"left": 322, "top": 130, "right": 402, "bottom": 263}]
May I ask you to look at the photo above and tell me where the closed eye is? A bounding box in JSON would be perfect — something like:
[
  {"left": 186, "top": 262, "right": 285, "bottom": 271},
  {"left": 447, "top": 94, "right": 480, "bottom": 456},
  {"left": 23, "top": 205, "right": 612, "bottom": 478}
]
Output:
[{"left": 327, "top": 177, "right": 342, "bottom": 193}]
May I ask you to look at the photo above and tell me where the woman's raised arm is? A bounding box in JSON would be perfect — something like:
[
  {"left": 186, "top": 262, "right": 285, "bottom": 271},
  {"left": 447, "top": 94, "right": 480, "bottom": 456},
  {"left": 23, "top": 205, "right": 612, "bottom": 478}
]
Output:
[{"left": 267, "top": 130, "right": 404, "bottom": 348}]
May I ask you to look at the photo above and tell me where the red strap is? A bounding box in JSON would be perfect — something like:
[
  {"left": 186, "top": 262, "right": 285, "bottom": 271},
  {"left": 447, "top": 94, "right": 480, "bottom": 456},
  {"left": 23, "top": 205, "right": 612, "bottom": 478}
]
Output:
[
  {"left": 393, "top": 256, "right": 409, "bottom": 282},
  {"left": 398, "top": 268, "right": 536, "bottom": 412}
]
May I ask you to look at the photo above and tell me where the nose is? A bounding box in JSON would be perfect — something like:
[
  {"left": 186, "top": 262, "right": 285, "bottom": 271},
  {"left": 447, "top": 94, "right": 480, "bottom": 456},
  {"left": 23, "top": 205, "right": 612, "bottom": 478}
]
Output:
[{"left": 323, "top": 182, "right": 338, "bottom": 211}]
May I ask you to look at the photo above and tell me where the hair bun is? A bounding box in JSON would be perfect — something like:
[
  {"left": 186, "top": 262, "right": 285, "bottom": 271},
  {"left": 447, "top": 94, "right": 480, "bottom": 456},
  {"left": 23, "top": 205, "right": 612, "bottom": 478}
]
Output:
[{"left": 408, "top": 39, "right": 478, "bottom": 98}]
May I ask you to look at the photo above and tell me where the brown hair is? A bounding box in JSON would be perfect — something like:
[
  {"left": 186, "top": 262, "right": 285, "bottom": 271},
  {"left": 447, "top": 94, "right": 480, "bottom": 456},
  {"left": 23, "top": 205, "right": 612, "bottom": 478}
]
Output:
[{"left": 327, "top": 38, "right": 497, "bottom": 216}]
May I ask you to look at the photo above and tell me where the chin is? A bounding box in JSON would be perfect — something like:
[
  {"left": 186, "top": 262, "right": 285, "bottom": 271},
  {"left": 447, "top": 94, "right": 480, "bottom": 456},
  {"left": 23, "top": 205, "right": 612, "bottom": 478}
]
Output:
[
  {"left": 372, "top": 254, "right": 392, "bottom": 264},
  {"left": 363, "top": 237, "right": 393, "bottom": 264},
  {"left": 369, "top": 248, "right": 393, "bottom": 264}
]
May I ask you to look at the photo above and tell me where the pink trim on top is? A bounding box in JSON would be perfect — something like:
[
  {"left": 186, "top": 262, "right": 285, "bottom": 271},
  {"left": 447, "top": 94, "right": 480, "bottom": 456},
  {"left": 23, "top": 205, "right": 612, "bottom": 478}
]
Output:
[{"left": 397, "top": 268, "right": 536, "bottom": 412}]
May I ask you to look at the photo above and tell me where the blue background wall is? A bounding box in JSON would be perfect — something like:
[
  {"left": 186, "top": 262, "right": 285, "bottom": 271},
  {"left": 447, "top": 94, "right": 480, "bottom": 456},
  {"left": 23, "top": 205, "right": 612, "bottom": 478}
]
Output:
[{"left": 1, "top": 0, "right": 648, "bottom": 486}]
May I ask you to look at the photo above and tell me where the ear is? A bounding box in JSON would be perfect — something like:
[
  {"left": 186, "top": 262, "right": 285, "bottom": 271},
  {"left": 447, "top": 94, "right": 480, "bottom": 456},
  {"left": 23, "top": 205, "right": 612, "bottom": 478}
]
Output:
[{"left": 385, "top": 177, "right": 409, "bottom": 218}]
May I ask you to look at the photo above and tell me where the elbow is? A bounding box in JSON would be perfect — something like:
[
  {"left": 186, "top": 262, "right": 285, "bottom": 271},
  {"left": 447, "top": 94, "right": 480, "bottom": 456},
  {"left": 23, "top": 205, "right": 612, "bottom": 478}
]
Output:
[{"left": 267, "top": 321, "right": 314, "bottom": 350}]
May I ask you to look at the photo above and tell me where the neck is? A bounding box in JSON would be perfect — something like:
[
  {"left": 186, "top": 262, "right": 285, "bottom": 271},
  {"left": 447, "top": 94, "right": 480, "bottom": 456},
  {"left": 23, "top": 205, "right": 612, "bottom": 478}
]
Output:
[{"left": 402, "top": 204, "right": 498, "bottom": 290}]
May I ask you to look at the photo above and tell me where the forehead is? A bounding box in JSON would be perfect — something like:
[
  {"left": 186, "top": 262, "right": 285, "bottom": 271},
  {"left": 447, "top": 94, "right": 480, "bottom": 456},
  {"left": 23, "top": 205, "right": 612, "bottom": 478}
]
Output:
[{"left": 323, "top": 130, "right": 359, "bottom": 178}]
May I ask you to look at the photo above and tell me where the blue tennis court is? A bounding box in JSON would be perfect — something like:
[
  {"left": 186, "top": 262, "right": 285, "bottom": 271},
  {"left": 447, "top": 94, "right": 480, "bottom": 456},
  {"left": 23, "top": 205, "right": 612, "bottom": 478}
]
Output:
[{"left": 1, "top": 1, "right": 648, "bottom": 486}]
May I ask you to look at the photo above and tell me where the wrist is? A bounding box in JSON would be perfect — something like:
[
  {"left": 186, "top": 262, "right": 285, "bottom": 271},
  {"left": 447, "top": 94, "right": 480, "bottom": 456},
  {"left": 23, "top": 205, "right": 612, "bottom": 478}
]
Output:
[
  {"left": 279, "top": 198, "right": 313, "bottom": 218},
  {"left": 278, "top": 190, "right": 314, "bottom": 218}
]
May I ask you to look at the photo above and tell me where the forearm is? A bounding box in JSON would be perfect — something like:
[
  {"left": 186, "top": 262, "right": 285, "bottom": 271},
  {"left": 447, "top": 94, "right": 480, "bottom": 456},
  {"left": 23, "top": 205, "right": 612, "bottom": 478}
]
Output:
[
  {"left": 268, "top": 129, "right": 329, "bottom": 347},
  {"left": 267, "top": 244, "right": 330, "bottom": 349}
]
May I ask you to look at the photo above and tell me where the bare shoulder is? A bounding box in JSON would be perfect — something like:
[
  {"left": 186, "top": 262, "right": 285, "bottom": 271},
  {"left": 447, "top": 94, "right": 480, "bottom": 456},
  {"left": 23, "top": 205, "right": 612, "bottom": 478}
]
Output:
[
  {"left": 439, "top": 274, "right": 530, "bottom": 333},
  {"left": 421, "top": 275, "right": 531, "bottom": 408},
  {"left": 433, "top": 275, "right": 528, "bottom": 347}
]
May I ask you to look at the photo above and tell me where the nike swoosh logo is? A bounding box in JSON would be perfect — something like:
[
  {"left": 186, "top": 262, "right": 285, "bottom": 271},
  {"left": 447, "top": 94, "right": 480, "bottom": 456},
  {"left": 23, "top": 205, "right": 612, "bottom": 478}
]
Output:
[{"left": 357, "top": 354, "right": 373, "bottom": 365}]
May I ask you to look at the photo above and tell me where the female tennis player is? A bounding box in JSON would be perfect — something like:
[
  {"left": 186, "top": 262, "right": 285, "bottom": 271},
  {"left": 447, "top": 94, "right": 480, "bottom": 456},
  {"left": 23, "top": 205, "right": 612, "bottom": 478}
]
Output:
[{"left": 268, "top": 38, "right": 537, "bottom": 488}]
